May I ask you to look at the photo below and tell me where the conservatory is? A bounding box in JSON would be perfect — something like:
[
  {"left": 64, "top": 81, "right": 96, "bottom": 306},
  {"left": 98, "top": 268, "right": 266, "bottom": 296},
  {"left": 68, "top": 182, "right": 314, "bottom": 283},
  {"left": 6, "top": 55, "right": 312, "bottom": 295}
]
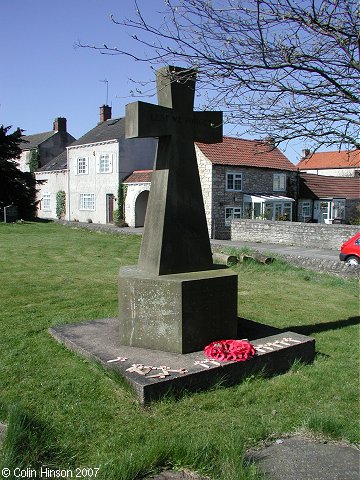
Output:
[{"left": 243, "top": 194, "right": 295, "bottom": 221}]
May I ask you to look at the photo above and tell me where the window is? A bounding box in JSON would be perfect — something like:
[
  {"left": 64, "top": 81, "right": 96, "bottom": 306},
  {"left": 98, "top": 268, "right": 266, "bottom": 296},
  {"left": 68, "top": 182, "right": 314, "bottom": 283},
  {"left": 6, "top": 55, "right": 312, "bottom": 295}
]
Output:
[
  {"left": 283, "top": 202, "right": 292, "bottom": 221},
  {"left": 253, "top": 202, "right": 262, "bottom": 218},
  {"left": 80, "top": 193, "right": 95, "bottom": 211},
  {"left": 273, "top": 173, "right": 286, "bottom": 191},
  {"left": 226, "top": 172, "right": 242, "bottom": 191},
  {"left": 42, "top": 194, "right": 51, "bottom": 211},
  {"left": 225, "top": 207, "right": 242, "bottom": 225},
  {"left": 77, "top": 157, "right": 88, "bottom": 175},
  {"left": 302, "top": 201, "right": 311, "bottom": 218},
  {"left": 98, "top": 153, "right": 113, "bottom": 173},
  {"left": 332, "top": 199, "right": 345, "bottom": 220},
  {"left": 243, "top": 202, "right": 252, "bottom": 219},
  {"left": 264, "top": 201, "right": 292, "bottom": 221}
]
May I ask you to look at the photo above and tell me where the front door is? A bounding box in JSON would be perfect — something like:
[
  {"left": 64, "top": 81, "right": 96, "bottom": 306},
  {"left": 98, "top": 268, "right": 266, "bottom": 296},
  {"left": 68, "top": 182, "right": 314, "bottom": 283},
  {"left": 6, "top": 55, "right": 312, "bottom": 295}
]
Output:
[
  {"left": 314, "top": 200, "right": 330, "bottom": 223},
  {"left": 106, "top": 194, "right": 114, "bottom": 223}
]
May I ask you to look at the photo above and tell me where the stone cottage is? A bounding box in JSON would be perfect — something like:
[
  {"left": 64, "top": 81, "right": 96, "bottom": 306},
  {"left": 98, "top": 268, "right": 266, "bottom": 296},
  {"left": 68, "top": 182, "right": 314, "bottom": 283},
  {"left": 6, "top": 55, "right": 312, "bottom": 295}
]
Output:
[
  {"left": 298, "top": 173, "right": 360, "bottom": 224},
  {"left": 123, "top": 137, "right": 298, "bottom": 238}
]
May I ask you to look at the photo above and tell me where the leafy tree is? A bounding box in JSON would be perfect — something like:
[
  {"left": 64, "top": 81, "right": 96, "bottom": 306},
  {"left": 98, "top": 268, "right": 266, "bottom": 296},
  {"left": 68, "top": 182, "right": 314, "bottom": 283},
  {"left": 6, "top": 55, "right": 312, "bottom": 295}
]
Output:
[
  {"left": 85, "top": 0, "right": 360, "bottom": 151},
  {"left": 0, "top": 125, "right": 39, "bottom": 219}
]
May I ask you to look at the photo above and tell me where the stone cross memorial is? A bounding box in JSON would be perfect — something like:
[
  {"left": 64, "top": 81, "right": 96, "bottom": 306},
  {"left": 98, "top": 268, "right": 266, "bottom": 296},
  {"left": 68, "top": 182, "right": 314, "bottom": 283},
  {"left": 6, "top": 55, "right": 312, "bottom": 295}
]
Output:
[{"left": 119, "top": 66, "right": 238, "bottom": 353}]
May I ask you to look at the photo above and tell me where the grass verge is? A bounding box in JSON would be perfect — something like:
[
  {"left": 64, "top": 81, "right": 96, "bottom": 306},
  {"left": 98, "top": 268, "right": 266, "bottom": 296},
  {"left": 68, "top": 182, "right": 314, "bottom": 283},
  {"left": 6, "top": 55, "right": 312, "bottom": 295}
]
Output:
[{"left": 0, "top": 222, "right": 358, "bottom": 479}]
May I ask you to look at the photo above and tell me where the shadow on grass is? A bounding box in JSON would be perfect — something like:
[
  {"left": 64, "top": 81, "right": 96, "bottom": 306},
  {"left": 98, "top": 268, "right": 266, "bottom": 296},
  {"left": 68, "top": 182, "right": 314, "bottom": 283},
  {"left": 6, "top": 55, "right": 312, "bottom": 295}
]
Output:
[
  {"left": 0, "top": 404, "right": 74, "bottom": 470},
  {"left": 237, "top": 317, "right": 282, "bottom": 340},
  {"left": 237, "top": 316, "right": 360, "bottom": 339},
  {"left": 33, "top": 218, "right": 54, "bottom": 223},
  {"left": 285, "top": 316, "right": 360, "bottom": 336}
]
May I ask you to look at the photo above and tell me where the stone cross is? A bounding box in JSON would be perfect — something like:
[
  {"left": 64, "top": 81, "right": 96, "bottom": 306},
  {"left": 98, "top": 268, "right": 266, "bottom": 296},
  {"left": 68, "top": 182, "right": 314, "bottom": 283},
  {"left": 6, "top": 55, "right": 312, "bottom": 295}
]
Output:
[{"left": 125, "top": 66, "right": 223, "bottom": 275}]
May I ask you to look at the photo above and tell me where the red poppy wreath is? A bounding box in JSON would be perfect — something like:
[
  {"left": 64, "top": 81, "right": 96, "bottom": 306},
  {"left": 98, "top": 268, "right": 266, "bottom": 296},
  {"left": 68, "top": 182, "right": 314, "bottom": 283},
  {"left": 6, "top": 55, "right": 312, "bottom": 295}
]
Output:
[{"left": 204, "top": 339, "right": 256, "bottom": 362}]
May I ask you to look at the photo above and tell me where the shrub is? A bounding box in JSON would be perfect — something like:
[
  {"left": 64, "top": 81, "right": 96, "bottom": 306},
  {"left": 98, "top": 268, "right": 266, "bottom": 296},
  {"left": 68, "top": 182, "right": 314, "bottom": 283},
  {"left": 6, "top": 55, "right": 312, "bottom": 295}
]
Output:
[{"left": 55, "top": 191, "right": 66, "bottom": 219}]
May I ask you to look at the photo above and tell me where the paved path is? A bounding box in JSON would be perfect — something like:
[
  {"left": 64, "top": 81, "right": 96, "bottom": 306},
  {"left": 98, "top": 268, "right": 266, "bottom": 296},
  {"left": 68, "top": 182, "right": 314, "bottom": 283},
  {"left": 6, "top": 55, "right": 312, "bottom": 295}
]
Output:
[
  {"left": 145, "top": 436, "right": 359, "bottom": 480},
  {"left": 246, "top": 436, "right": 360, "bottom": 480},
  {"left": 211, "top": 238, "right": 339, "bottom": 262}
]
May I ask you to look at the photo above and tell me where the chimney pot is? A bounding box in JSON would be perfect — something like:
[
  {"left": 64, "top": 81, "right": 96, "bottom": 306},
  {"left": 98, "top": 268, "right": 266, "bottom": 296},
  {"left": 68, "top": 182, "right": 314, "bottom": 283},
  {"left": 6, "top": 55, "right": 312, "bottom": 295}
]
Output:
[{"left": 100, "top": 105, "right": 112, "bottom": 122}]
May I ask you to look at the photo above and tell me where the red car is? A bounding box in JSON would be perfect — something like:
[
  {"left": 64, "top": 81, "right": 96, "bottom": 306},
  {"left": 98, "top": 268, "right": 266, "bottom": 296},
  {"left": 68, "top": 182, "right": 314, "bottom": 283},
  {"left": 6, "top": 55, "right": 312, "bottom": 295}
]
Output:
[{"left": 339, "top": 232, "right": 360, "bottom": 266}]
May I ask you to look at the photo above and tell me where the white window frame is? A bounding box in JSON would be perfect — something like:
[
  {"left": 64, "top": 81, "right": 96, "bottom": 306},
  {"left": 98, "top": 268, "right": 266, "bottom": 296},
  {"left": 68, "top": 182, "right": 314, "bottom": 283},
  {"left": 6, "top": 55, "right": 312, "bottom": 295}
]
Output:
[
  {"left": 273, "top": 173, "right": 286, "bottom": 192},
  {"left": 226, "top": 172, "right": 242, "bottom": 191},
  {"left": 42, "top": 193, "right": 51, "bottom": 211},
  {"left": 97, "top": 153, "right": 113, "bottom": 174},
  {"left": 225, "top": 206, "right": 242, "bottom": 225},
  {"left": 79, "top": 193, "right": 95, "bottom": 211},
  {"left": 77, "top": 157, "right": 88, "bottom": 175}
]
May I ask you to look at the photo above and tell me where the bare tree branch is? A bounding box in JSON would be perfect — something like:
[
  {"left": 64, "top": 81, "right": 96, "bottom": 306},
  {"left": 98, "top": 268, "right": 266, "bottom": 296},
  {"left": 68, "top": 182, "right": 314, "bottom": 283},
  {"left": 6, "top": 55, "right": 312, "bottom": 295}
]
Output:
[{"left": 78, "top": 0, "right": 360, "bottom": 150}]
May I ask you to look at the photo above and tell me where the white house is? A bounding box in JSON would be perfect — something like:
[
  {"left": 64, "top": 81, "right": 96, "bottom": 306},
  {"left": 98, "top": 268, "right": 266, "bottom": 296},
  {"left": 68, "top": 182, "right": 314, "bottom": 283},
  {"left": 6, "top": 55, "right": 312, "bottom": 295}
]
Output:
[
  {"left": 36, "top": 106, "right": 156, "bottom": 223},
  {"left": 297, "top": 149, "right": 360, "bottom": 177},
  {"left": 36, "top": 151, "right": 68, "bottom": 216},
  {"left": 18, "top": 118, "right": 75, "bottom": 172}
]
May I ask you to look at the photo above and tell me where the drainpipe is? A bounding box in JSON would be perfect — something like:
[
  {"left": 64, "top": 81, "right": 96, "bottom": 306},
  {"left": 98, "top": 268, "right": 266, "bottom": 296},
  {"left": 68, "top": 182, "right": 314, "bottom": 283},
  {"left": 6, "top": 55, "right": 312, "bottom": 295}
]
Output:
[
  {"left": 67, "top": 147, "right": 71, "bottom": 221},
  {"left": 295, "top": 168, "right": 300, "bottom": 222}
]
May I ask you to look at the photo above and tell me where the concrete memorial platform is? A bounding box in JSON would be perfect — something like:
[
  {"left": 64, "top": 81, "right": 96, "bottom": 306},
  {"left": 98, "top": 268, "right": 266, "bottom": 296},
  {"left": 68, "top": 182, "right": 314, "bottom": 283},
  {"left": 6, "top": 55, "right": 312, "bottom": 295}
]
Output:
[
  {"left": 50, "top": 65, "right": 315, "bottom": 403},
  {"left": 49, "top": 318, "right": 315, "bottom": 405}
]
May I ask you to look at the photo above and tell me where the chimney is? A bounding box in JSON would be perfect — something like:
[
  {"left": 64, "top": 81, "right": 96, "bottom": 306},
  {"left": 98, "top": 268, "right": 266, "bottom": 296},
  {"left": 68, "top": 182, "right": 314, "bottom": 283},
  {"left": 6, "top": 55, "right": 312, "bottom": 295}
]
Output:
[
  {"left": 53, "top": 117, "right": 67, "bottom": 132},
  {"left": 99, "top": 105, "right": 112, "bottom": 123},
  {"left": 264, "top": 135, "right": 276, "bottom": 151},
  {"left": 302, "top": 148, "right": 310, "bottom": 159}
]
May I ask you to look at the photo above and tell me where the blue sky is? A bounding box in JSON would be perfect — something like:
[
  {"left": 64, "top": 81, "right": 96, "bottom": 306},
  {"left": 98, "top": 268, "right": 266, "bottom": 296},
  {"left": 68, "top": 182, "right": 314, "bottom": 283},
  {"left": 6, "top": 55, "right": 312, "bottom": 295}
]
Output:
[{"left": 1, "top": 0, "right": 301, "bottom": 163}]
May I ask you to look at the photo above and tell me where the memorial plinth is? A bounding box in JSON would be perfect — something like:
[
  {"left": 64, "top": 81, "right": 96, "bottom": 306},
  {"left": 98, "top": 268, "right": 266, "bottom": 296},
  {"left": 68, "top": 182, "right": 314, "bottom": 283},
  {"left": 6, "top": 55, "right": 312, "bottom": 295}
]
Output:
[{"left": 119, "top": 266, "right": 237, "bottom": 354}]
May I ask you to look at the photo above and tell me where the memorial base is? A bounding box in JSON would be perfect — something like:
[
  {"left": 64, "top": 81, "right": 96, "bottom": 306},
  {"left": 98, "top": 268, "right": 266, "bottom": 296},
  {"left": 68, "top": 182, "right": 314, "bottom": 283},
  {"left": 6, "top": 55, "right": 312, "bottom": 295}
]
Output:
[
  {"left": 118, "top": 265, "right": 238, "bottom": 354},
  {"left": 49, "top": 318, "right": 316, "bottom": 405}
]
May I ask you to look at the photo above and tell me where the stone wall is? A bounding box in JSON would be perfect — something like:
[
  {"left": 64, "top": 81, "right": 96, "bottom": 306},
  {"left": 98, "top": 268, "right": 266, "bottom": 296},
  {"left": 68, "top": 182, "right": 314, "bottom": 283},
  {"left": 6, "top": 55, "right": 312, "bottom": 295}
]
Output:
[
  {"left": 231, "top": 219, "right": 359, "bottom": 250},
  {"left": 196, "top": 145, "right": 213, "bottom": 235}
]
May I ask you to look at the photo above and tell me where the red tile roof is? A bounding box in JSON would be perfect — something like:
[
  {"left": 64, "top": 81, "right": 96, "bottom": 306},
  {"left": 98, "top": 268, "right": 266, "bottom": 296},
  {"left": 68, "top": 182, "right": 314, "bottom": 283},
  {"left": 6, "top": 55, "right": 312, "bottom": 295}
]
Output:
[
  {"left": 196, "top": 137, "right": 296, "bottom": 171},
  {"left": 299, "top": 173, "right": 360, "bottom": 199},
  {"left": 297, "top": 149, "right": 360, "bottom": 170},
  {"left": 123, "top": 170, "right": 152, "bottom": 183}
]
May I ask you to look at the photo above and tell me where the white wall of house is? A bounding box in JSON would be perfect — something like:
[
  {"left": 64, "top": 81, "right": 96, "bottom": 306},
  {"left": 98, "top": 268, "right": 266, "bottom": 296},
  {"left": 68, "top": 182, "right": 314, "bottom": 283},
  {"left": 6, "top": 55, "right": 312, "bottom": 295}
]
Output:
[
  {"left": 124, "top": 183, "right": 151, "bottom": 227},
  {"left": 35, "top": 170, "right": 68, "bottom": 219},
  {"left": 301, "top": 168, "right": 358, "bottom": 177},
  {"left": 67, "top": 141, "right": 119, "bottom": 223},
  {"left": 18, "top": 151, "right": 31, "bottom": 172}
]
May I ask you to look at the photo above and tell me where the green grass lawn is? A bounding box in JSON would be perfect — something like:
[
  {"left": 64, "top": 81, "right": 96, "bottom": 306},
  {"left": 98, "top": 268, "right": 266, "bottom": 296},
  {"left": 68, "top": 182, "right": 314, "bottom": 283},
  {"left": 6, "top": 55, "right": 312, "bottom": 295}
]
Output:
[{"left": 0, "top": 222, "right": 359, "bottom": 480}]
